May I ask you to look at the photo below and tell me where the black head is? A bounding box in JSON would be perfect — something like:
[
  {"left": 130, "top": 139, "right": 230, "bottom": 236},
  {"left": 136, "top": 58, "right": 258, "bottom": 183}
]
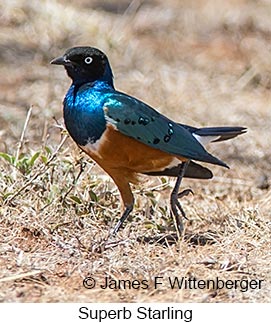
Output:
[{"left": 51, "top": 46, "right": 113, "bottom": 86}]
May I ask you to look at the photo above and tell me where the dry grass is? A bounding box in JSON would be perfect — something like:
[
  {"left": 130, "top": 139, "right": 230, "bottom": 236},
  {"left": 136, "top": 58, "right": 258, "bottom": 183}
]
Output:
[{"left": 0, "top": 0, "right": 270, "bottom": 303}]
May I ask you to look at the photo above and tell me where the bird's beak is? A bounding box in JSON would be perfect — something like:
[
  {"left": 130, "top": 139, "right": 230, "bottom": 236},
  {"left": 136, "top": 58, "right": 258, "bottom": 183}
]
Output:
[{"left": 50, "top": 55, "right": 71, "bottom": 66}]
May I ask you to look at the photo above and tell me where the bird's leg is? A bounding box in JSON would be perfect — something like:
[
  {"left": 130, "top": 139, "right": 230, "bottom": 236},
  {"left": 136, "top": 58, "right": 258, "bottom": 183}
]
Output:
[
  {"left": 108, "top": 171, "right": 135, "bottom": 236},
  {"left": 112, "top": 204, "right": 134, "bottom": 235},
  {"left": 170, "top": 161, "right": 193, "bottom": 235}
]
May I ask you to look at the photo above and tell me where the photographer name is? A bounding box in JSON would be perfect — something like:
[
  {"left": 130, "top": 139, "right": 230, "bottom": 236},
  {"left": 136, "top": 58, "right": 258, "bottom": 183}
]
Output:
[{"left": 98, "top": 276, "right": 263, "bottom": 292}]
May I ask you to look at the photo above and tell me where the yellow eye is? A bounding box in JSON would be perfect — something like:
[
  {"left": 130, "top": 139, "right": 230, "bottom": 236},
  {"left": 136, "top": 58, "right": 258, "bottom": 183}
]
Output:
[{"left": 84, "top": 57, "right": 93, "bottom": 64}]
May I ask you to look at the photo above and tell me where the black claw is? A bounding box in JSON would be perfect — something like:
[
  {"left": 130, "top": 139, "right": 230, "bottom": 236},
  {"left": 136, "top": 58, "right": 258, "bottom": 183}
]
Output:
[
  {"left": 177, "top": 188, "right": 194, "bottom": 199},
  {"left": 112, "top": 204, "right": 133, "bottom": 236}
]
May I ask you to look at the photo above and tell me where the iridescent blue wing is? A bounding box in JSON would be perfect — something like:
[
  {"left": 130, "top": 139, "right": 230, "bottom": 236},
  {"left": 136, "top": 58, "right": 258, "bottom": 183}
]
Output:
[{"left": 103, "top": 92, "right": 228, "bottom": 167}]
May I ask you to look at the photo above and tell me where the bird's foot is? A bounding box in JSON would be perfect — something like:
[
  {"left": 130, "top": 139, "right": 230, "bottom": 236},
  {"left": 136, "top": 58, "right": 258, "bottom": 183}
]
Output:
[
  {"left": 112, "top": 204, "right": 134, "bottom": 236},
  {"left": 170, "top": 188, "right": 193, "bottom": 234}
]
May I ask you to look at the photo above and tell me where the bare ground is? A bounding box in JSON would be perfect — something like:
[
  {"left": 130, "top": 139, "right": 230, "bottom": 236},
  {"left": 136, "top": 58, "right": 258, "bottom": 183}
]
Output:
[{"left": 0, "top": 0, "right": 270, "bottom": 302}]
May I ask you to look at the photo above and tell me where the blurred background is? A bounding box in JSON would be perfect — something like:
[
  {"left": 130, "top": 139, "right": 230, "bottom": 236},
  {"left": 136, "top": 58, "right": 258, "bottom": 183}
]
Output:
[{"left": 1, "top": 0, "right": 271, "bottom": 162}]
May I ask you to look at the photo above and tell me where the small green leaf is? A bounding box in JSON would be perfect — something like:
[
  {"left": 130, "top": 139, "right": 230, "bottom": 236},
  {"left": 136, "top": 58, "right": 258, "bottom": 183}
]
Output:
[
  {"left": 29, "top": 151, "right": 40, "bottom": 166},
  {"left": 69, "top": 195, "right": 82, "bottom": 204},
  {"left": 149, "top": 198, "right": 157, "bottom": 207},
  {"left": 158, "top": 206, "right": 167, "bottom": 216},
  {"left": 144, "top": 221, "right": 155, "bottom": 229},
  {"left": 145, "top": 191, "right": 155, "bottom": 198},
  {"left": 44, "top": 146, "right": 52, "bottom": 155},
  {"left": 41, "top": 155, "right": 48, "bottom": 164},
  {"left": 89, "top": 190, "right": 98, "bottom": 202},
  {"left": 0, "top": 152, "right": 14, "bottom": 164},
  {"left": 161, "top": 177, "right": 167, "bottom": 184}
]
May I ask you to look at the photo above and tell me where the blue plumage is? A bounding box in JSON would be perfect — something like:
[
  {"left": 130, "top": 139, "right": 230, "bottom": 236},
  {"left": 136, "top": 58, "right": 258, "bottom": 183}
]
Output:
[
  {"left": 63, "top": 71, "right": 227, "bottom": 166},
  {"left": 63, "top": 82, "right": 109, "bottom": 145},
  {"left": 102, "top": 92, "right": 227, "bottom": 167},
  {"left": 51, "top": 46, "right": 246, "bottom": 235}
]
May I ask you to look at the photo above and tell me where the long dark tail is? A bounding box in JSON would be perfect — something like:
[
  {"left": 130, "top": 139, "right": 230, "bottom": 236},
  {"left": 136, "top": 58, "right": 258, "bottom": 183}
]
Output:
[
  {"left": 181, "top": 125, "right": 247, "bottom": 142},
  {"left": 144, "top": 126, "right": 246, "bottom": 179}
]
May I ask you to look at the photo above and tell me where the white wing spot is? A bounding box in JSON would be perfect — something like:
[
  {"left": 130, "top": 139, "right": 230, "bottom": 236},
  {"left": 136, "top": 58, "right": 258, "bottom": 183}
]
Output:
[{"left": 103, "top": 106, "right": 118, "bottom": 128}]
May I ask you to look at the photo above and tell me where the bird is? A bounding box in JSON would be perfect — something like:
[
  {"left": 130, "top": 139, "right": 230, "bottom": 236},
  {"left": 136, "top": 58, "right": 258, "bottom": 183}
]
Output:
[{"left": 51, "top": 46, "right": 246, "bottom": 235}]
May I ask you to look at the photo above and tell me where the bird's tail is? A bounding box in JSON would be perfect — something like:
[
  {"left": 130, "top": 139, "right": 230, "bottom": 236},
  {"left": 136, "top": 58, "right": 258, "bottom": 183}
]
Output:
[
  {"left": 181, "top": 125, "right": 247, "bottom": 146},
  {"left": 145, "top": 126, "right": 246, "bottom": 179},
  {"left": 193, "top": 126, "right": 246, "bottom": 142}
]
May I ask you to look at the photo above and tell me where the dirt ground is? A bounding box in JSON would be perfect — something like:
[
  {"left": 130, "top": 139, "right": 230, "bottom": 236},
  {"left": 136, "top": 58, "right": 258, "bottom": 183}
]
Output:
[{"left": 0, "top": 0, "right": 270, "bottom": 302}]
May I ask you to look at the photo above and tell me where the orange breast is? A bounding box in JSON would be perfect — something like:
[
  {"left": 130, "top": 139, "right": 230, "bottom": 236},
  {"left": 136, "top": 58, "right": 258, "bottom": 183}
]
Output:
[{"left": 80, "top": 124, "right": 187, "bottom": 176}]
